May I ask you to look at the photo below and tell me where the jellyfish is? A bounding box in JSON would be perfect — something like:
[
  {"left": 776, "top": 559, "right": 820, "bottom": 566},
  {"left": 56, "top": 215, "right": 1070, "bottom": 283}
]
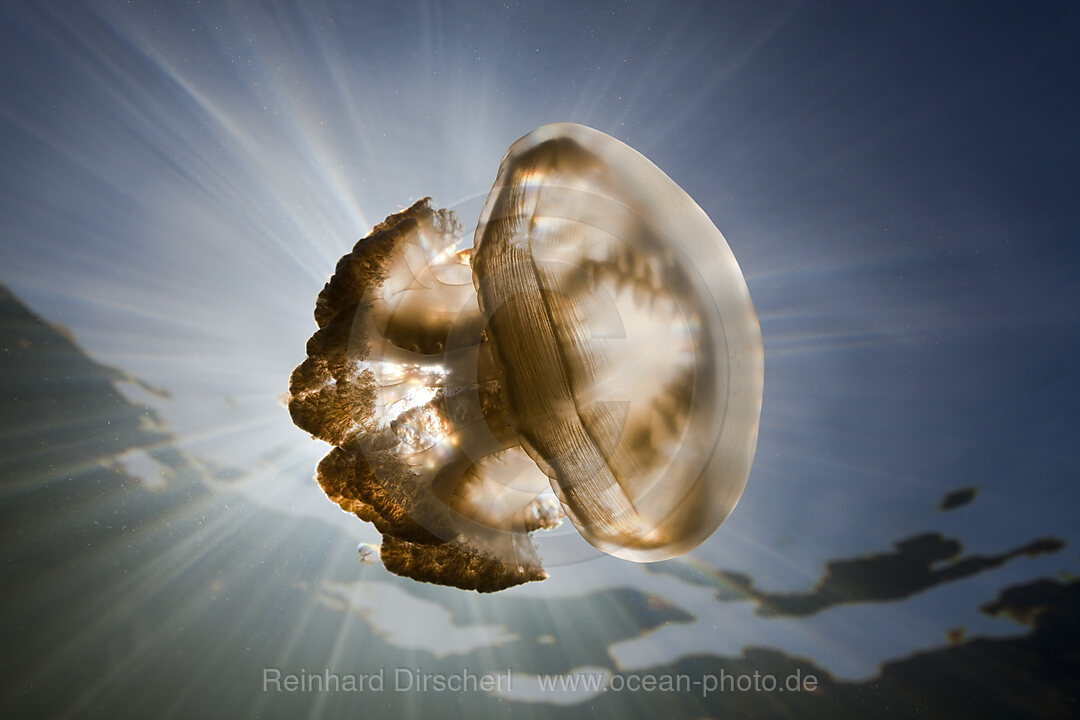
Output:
[{"left": 288, "top": 123, "right": 763, "bottom": 592}]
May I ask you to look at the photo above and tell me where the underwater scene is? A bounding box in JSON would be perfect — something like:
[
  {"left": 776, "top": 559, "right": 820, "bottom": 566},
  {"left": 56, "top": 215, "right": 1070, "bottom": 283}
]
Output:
[{"left": 2, "top": 2, "right": 1078, "bottom": 718}]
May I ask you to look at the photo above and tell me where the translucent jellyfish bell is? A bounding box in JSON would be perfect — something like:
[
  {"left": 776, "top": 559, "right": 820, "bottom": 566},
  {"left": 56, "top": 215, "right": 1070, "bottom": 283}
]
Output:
[
  {"left": 473, "top": 123, "right": 763, "bottom": 562},
  {"left": 288, "top": 123, "right": 763, "bottom": 592}
]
